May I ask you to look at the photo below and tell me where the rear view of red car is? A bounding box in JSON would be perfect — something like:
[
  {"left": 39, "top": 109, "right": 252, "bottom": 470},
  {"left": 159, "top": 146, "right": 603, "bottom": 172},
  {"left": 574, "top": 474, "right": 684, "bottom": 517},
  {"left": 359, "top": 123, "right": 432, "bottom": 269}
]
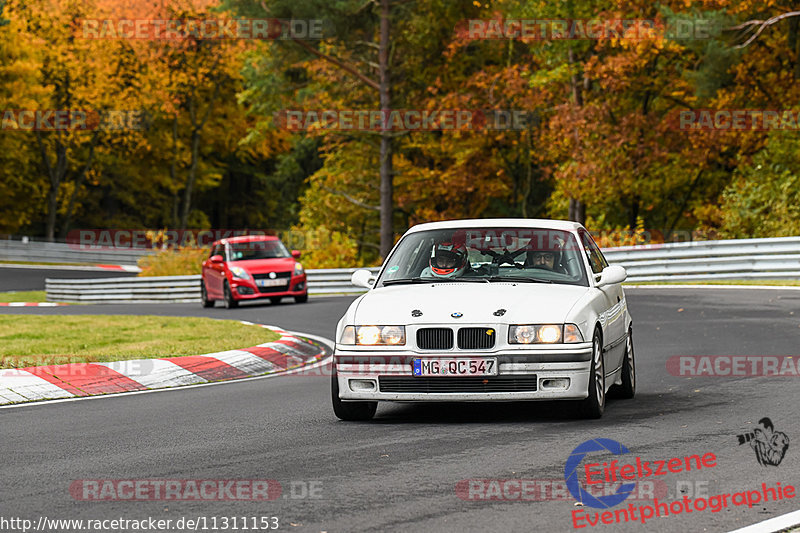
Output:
[{"left": 200, "top": 235, "right": 308, "bottom": 308}]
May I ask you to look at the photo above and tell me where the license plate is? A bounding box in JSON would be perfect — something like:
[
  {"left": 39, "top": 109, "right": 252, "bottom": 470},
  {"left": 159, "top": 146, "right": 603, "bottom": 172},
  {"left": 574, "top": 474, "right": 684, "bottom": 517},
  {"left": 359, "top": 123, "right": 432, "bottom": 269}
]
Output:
[
  {"left": 256, "top": 278, "right": 286, "bottom": 287},
  {"left": 412, "top": 358, "right": 497, "bottom": 377}
]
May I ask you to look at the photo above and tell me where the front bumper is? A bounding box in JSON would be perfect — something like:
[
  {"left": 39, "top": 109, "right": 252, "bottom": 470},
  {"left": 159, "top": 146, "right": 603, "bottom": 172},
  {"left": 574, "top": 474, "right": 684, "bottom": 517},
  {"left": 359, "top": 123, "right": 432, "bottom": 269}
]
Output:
[
  {"left": 335, "top": 344, "right": 592, "bottom": 401},
  {"left": 229, "top": 275, "right": 307, "bottom": 300}
]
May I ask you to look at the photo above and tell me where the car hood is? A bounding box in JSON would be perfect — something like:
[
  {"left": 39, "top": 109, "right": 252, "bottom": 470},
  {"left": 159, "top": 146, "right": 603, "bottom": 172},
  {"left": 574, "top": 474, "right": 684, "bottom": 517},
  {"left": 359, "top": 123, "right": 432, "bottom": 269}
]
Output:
[
  {"left": 231, "top": 257, "right": 295, "bottom": 273},
  {"left": 353, "top": 283, "right": 589, "bottom": 325}
]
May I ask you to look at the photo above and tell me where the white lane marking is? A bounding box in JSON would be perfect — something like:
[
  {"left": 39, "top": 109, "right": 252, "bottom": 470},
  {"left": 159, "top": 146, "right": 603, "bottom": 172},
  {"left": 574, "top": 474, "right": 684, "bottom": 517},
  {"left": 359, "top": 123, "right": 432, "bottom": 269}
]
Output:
[
  {"left": 0, "top": 369, "right": 74, "bottom": 404},
  {"left": 93, "top": 359, "right": 208, "bottom": 388},
  {"left": 203, "top": 349, "right": 277, "bottom": 375},
  {"left": 726, "top": 509, "right": 800, "bottom": 533},
  {"left": 0, "top": 333, "right": 333, "bottom": 409}
]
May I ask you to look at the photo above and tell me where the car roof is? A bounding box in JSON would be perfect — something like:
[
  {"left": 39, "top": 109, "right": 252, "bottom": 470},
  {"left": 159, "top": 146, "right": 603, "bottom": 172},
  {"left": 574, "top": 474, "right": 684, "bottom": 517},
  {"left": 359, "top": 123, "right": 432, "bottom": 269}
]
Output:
[
  {"left": 213, "top": 235, "right": 280, "bottom": 245},
  {"left": 404, "top": 218, "right": 584, "bottom": 234}
]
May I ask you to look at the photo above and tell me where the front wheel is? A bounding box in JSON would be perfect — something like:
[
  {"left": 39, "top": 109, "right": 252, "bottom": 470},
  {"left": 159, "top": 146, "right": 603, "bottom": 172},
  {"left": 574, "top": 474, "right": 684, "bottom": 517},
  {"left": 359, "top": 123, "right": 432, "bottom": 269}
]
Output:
[
  {"left": 331, "top": 373, "right": 377, "bottom": 421},
  {"left": 223, "top": 281, "right": 238, "bottom": 309},
  {"left": 294, "top": 293, "right": 308, "bottom": 304},
  {"left": 579, "top": 329, "right": 605, "bottom": 419},
  {"left": 610, "top": 328, "right": 636, "bottom": 399}
]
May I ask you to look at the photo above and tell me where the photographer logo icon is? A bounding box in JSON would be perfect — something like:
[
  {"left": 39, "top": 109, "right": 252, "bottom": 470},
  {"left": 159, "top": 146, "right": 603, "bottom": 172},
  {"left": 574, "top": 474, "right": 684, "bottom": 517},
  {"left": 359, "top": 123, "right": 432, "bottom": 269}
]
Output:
[{"left": 737, "top": 417, "right": 789, "bottom": 466}]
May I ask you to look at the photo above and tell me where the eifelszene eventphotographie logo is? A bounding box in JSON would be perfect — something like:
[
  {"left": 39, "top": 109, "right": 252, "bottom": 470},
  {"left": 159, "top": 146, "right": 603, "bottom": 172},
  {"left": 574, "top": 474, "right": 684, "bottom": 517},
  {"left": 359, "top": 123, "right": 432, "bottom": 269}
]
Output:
[
  {"left": 564, "top": 438, "right": 718, "bottom": 509},
  {"left": 737, "top": 417, "right": 790, "bottom": 466}
]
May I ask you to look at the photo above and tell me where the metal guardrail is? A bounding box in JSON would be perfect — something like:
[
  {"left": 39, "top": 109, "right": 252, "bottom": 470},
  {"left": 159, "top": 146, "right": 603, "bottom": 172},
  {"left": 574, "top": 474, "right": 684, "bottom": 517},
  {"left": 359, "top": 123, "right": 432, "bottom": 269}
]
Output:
[
  {"left": 0, "top": 239, "right": 151, "bottom": 266},
  {"left": 46, "top": 275, "right": 200, "bottom": 303},
  {"left": 43, "top": 236, "right": 800, "bottom": 303},
  {"left": 45, "top": 269, "right": 384, "bottom": 303},
  {"left": 603, "top": 236, "right": 800, "bottom": 282}
]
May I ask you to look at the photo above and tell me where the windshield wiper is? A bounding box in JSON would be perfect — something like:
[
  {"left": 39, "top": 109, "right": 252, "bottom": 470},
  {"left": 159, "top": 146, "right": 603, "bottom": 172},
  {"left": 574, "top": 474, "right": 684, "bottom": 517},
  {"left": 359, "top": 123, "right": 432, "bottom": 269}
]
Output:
[
  {"left": 488, "top": 276, "right": 553, "bottom": 284},
  {"left": 382, "top": 277, "right": 431, "bottom": 285}
]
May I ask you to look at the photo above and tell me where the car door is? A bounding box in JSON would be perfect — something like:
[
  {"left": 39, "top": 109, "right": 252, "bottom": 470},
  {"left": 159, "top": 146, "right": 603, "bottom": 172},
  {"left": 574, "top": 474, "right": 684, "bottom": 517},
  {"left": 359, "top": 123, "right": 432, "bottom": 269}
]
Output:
[
  {"left": 205, "top": 244, "right": 226, "bottom": 297},
  {"left": 580, "top": 230, "right": 626, "bottom": 374}
]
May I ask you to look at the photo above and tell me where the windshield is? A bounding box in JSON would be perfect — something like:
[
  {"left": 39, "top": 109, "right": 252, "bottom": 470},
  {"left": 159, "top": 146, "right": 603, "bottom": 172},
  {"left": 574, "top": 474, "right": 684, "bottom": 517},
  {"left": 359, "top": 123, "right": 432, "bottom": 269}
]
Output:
[
  {"left": 377, "top": 227, "right": 588, "bottom": 287},
  {"left": 227, "top": 240, "right": 290, "bottom": 261}
]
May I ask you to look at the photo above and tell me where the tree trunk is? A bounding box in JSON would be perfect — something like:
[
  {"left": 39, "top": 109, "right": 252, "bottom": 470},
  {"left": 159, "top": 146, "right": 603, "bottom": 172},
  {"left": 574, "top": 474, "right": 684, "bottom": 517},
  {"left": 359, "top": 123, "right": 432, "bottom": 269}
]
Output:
[
  {"left": 180, "top": 126, "right": 200, "bottom": 230},
  {"left": 568, "top": 198, "right": 586, "bottom": 225},
  {"left": 567, "top": 47, "right": 586, "bottom": 225},
  {"left": 37, "top": 133, "right": 68, "bottom": 242},
  {"left": 59, "top": 131, "right": 100, "bottom": 239},
  {"left": 378, "top": 0, "right": 393, "bottom": 259},
  {"left": 170, "top": 115, "right": 179, "bottom": 227}
]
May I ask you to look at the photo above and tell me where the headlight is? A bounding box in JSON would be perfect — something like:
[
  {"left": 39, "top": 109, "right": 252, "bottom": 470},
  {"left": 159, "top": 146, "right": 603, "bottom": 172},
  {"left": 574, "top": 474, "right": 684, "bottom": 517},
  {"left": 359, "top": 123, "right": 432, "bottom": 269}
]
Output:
[
  {"left": 339, "top": 325, "right": 406, "bottom": 346},
  {"left": 509, "top": 324, "right": 583, "bottom": 344},
  {"left": 537, "top": 325, "right": 562, "bottom": 343},
  {"left": 229, "top": 266, "right": 251, "bottom": 280},
  {"left": 294, "top": 262, "right": 304, "bottom": 276}
]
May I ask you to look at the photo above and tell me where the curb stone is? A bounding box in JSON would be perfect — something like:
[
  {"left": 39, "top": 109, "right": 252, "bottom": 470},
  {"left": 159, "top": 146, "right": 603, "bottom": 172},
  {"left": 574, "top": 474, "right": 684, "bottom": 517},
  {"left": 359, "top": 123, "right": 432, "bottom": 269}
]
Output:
[{"left": 0, "top": 324, "right": 328, "bottom": 405}]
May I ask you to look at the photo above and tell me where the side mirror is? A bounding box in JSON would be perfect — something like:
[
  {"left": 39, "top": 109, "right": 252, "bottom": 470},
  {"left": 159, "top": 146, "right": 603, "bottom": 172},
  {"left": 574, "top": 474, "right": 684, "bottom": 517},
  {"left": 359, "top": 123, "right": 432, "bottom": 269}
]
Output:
[
  {"left": 291, "top": 250, "right": 302, "bottom": 259},
  {"left": 596, "top": 265, "right": 627, "bottom": 287},
  {"left": 210, "top": 254, "right": 224, "bottom": 264},
  {"left": 351, "top": 269, "right": 376, "bottom": 289}
]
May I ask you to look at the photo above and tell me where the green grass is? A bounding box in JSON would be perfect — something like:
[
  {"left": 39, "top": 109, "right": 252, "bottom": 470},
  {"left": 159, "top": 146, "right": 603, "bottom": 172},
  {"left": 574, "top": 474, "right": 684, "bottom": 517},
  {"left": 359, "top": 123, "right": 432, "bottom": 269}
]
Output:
[
  {"left": 0, "top": 291, "right": 48, "bottom": 303},
  {"left": 625, "top": 280, "right": 800, "bottom": 286},
  {"left": 0, "top": 315, "right": 280, "bottom": 368}
]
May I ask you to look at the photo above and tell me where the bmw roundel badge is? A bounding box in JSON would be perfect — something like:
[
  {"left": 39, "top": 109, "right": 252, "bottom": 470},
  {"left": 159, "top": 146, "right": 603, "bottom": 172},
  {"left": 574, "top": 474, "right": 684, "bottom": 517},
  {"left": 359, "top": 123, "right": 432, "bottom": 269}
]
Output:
[{"left": 451, "top": 312, "right": 463, "bottom": 318}]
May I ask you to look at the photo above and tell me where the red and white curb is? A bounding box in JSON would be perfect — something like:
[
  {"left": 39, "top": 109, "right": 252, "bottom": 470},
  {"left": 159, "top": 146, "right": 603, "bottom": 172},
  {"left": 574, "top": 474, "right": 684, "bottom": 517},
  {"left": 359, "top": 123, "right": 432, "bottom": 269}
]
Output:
[
  {"left": 0, "top": 302, "right": 69, "bottom": 307},
  {"left": 0, "top": 324, "right": 328, "bottom": 405}
]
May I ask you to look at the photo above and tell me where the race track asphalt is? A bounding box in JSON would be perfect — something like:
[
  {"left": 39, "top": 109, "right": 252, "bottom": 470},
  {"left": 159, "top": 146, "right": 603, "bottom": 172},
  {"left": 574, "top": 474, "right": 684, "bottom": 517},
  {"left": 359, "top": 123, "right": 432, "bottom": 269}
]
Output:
[{"left": 1, "top": 287, "right": 799, "bottom": 533}]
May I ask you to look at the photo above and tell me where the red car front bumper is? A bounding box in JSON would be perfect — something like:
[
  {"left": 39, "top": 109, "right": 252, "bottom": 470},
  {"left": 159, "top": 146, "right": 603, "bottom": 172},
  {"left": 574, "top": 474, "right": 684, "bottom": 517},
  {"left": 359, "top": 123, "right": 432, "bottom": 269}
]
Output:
[{"left": 229, "top": 274, "right": 307, "bottom": 301}]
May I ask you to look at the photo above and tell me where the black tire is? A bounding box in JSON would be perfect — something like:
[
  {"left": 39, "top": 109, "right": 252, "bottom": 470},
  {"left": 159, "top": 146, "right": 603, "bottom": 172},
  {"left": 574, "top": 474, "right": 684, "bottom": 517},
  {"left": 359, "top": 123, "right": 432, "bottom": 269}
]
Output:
[
  {"left": 294, "top": 293, "right": 308, "bottom": 304},
  {"left": 223, "top": 281, "right": 238, "bottom": 309},
  {"left": 200, "top": 281, "right": 214, "bottom": 308},
  {"left": 579, "top": 329, "right": 605, "bottom": 419},
  {"left": 331, "top": 373, "right": 377, "bottom": 421},
  {"left": 610, "top": 328, "right": 636, "bottom": 399},
  {"left": 269, "top": 296, "right": 282, "bottom": 305}
]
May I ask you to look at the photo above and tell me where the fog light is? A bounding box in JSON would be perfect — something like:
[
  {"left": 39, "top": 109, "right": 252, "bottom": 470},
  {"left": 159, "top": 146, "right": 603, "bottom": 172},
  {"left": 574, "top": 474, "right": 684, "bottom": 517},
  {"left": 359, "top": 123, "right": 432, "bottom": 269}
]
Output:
[
  {"left": 541, "top": 378, "right": 570, "bottom": 389},
  {"left": 349, "top": 379, "right": 377, "bottom": 392},
  {"left": 236, "top": 286, "right": 254, "bottom": 295}
]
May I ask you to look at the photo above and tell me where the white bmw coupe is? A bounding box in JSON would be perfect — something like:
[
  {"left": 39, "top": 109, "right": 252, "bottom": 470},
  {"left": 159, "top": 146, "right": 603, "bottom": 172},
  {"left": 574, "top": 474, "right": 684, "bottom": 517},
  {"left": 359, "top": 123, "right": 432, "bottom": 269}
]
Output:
[{"left": 332, "top": 219, "right": 635, "bottom": 421}]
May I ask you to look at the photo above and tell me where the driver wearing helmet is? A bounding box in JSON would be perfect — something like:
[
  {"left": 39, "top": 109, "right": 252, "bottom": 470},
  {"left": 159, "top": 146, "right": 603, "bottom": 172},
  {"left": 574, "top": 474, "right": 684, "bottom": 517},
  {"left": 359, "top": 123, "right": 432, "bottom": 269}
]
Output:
[
  {"left": 527, "top": 242, "right": 567, "bottom": 274},
  {"left": 421, "top": 238, "right": 469, "bottom": 279}
]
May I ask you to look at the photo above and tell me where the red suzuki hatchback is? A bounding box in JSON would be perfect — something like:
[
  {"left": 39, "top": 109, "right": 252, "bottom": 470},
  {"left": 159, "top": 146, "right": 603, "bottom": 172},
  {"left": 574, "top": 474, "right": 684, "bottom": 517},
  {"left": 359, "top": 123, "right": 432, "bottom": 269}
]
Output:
[{"left": 200, "top": 235, "right": 308, "bottom": 308}]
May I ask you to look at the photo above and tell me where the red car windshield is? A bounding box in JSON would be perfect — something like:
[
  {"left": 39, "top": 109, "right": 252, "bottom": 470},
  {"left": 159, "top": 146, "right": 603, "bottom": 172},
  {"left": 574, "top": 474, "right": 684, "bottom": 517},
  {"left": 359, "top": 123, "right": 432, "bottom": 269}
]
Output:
[{"left": 228, "top": 241, "right": 290, "bottom": 261}]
